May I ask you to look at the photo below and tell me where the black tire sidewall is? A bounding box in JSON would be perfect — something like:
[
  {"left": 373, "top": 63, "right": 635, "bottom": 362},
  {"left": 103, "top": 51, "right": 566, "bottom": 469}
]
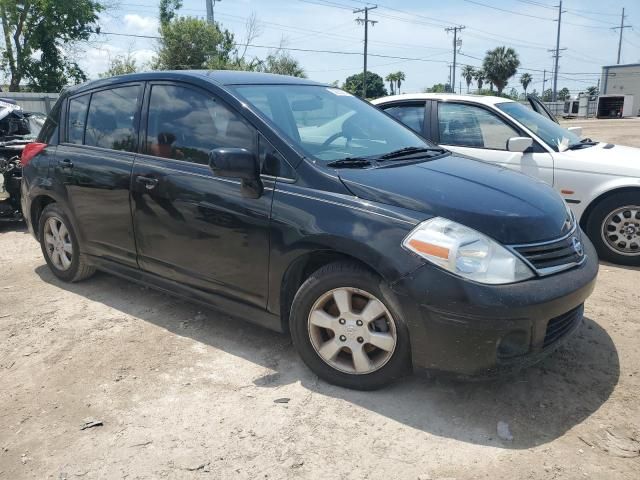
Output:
[
  {"left": 586, "top": 192, "right": 640, "bottom": 266},
  {"left": 38, "top": 204, "right": 83, "bottom": 282},
  {"left": 290, "top": 263, "right": 411, "bottom": 390}
]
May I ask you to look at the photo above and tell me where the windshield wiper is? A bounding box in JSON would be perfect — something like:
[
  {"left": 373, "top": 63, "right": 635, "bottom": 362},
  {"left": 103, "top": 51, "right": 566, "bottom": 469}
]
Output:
[
  {"left": 326, "top": 157, "right": 372, "bottom": 168},
  {"left": 567, "top": 140, "right": 598, "bottom": 150},
  {"left": 378, "top": 146, "right": 447, "bottom": 160}
]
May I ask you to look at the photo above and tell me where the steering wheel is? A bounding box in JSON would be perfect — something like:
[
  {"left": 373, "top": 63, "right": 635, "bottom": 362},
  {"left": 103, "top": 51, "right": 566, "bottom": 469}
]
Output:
[{"left": 321, "top": 131, "right": 350, "bottom": 148}]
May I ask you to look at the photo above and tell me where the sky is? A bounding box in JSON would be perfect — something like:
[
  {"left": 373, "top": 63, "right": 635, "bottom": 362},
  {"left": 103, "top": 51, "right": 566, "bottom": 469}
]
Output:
[{"left": 85, "top": 0, "right": 640, "bottom": 97}]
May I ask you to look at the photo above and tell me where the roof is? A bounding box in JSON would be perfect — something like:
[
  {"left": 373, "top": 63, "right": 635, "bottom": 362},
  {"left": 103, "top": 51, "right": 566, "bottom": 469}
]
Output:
[
  {"left": 64, "top": 70, "right": 326, "bottom": 95},
  {"left": 370, "top": 93, "right": 517, "bottom": 106},
  {"left": 601, "top": 63, "right": 640, "bottom": 70}
]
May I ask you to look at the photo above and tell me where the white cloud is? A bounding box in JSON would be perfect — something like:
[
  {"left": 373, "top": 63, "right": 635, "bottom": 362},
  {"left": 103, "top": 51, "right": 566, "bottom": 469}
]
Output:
[{"left": 123, "top": 14, "right": 159, "bottom": 36}]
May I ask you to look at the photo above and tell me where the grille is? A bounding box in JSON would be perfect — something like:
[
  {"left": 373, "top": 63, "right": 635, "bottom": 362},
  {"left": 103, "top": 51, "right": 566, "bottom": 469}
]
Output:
[
  {"left": 544, "top": 305, "right": 583, "bottom": 348},
  {"left": 512, "top": 227, "right": 585, "bottom": 275}
]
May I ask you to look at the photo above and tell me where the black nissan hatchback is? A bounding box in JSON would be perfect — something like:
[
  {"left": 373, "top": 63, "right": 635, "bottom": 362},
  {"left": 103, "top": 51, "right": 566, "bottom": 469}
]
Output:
[{"left": 21, "top": 71, "right": 598, "bottom": 389}]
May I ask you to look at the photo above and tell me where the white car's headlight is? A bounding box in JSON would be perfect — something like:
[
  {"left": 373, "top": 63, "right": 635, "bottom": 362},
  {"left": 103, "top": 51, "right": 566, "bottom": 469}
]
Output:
[{"left": 402, "top": 217, "right": 534, "bottom": 284}]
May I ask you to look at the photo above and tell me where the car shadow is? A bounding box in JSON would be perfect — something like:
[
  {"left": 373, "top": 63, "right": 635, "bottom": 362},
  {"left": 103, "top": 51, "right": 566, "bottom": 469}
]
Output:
[{"left": 35, "top": 265, "right": 620, "bottom": 450}]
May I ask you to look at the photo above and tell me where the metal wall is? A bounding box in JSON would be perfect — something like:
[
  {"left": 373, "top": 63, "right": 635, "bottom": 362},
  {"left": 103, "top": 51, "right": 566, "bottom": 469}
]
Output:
[{"left": 0, "top": 92, "right": 59, "bottom": 114}]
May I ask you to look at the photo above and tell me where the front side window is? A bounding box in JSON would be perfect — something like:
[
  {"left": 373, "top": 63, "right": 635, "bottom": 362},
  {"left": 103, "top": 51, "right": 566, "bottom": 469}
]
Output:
[
  {"left": 438, "top": 102, "right": 519, "bottom": 150},
  {"left": 85, "top": 85, "right": 141, "bottom": 152},
  {"left": 67, "top": 94, "right": 90, "bottom": 144},
  {"left": 145, "top": 84, "right": 255, "bottom": 165},
  {"left": 231, "top": 85, "right": 432, "bottom": 163},
  {"left": 383, "top": 104, "right": 426, "bottom": 134}
]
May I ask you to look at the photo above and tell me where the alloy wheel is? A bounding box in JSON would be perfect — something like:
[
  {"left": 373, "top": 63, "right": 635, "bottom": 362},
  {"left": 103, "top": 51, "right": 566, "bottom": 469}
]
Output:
[
  {"left": 44, "top": 216, "right": 73, "bottom": 271},
  {"left": 601, "top": 205, "right": 640, "bottom": 256},
  {"left": 307, "top": 287, "right": 397, "bottom": 375}
]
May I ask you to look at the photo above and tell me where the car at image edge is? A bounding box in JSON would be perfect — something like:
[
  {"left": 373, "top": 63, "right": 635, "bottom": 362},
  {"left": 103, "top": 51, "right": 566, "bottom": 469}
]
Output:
[
  {"left": 21, "top": 71, "right": 597, "bottom": 389},
  {"left": 372, "top": 93, "right": 640, "bottom": 266}
]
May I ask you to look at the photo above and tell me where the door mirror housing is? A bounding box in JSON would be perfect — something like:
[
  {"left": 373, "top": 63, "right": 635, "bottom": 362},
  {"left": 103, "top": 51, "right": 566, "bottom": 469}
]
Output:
[
  {"left": 208, "top": 147, "right": 263, "bottom": 198},
  {"left": 567, "top": 126, "right": 583, "bottom": 137},
  {"left": 507, "top": 137, "right": 533, "bottom": 153}
]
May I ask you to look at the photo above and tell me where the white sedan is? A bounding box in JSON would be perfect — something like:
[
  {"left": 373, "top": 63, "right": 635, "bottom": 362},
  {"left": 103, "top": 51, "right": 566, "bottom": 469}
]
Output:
[{"left": 372, "top": 93, "right": 640, "bottom": 266}]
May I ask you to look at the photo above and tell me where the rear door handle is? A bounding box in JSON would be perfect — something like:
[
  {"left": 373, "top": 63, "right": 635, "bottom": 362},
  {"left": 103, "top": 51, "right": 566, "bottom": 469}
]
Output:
[
  {"left": 57, "top": 159, "right": 74, "bottom": 168},
  {"left": 135, "top": 175, "right": 159, "bottom": 190}
]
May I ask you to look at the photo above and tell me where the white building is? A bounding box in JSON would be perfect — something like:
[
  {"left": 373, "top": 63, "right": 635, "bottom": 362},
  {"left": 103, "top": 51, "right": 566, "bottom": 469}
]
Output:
[{"left": 599, "top": 63, "right": 640, "bottom": 118}]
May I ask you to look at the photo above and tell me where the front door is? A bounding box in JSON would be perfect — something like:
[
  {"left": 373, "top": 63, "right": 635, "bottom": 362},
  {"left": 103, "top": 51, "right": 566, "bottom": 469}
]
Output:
[
  {"left": 131, "top": 82, "right": 273, "bottom": 308},
  {"left": 55, "top": 84, "right": 142, "bottom": 267},
  {"left": 436, "top": 101, "right": 554, "bottom": 185}
]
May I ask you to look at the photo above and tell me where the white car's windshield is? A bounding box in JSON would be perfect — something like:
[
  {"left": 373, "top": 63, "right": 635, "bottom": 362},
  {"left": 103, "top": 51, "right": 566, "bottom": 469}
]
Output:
[
  {"left": 496, "top": 101, "right": 582, "bottom": 152},
  {"left": 231, "top": 85, "right": 435, "bottom": 162}
]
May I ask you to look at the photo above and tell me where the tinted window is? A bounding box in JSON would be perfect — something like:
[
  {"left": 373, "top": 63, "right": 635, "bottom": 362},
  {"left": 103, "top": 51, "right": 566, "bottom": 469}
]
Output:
[
  {"left": 67, "top": 94, "right": 89, "bottom": 144},
  {"left": 384, "top": 104, "right": 426, "bottom": 134},
  {"left": 232, "top": 85, "right": 431, "bottom": 162},
  {"left": 438, "top": 102, "right": 519, "bottom": 150},
  {"left": 85, "top": 86, "right": 141, "bottom": 152},
  {"left": 259, "top": 135, "right": 294, "bottom": 178},
  {"left": 146, "top": 85, "right": 254, "bottom": 165}
]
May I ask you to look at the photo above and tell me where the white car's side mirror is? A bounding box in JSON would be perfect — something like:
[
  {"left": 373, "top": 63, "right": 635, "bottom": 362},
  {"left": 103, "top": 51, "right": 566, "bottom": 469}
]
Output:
[
  {"left": 567, "top": 126, "right": 583, "bottom": 137},
  {"left": 507, "top": 137, "right": 533, "bottom": 152}
]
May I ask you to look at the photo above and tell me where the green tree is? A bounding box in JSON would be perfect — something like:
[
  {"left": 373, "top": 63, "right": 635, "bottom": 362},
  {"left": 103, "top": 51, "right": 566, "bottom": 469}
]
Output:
[
  {"left": 258, "top": 50, "right": 305, "bottom": 77},
  {"left": 482, "top": 46, "right": 520, "bottom": 95},
  {"left": 423, "top": 83, "right": 448, "bottom": 93},
  {"left": 385, "top": 73, "right": 396, "bottom": 95},
  {"left": 473, "top": 69, "right": 485, "bottom": 91},
  {"left": 558, "top": 87, "right": 570, "bottom": 101},
  {"left": 461, "top": 65, "right": 475, "bottom": 93},
  {"left": 542, "top": 88, "right": 553, "bottom": 101},
  {"left": 520, "top": 72, "right": 532, "bottom": 95},
  {"left": 508, "top": 87, "right": 519, "bottom": 100},
  {"left": 586, "top": 85, "right": 599, "bottom": 97},
  {"left": 0, "top": 0, "right": 104, "bottom": 92},
  {"left": 393, "top": 71, "right": 405, "bottom": 94},
  {"left": 159, "top": 0, "right": 182, "bottom": 25},
  {"left": 342, "top": 71, "right": 387, "bottom": 99},
  {"left": 99, "top": 53, "right": 139, "bottom": 78},
  {"left": 154, "top": 16, "right": 236, "bottom": 70}
]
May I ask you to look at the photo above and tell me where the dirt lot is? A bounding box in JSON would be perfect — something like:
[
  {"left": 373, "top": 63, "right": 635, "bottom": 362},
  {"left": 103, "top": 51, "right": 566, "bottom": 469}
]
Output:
[{"left": 1, "top": 119, "right": 639, "bottom": 479}]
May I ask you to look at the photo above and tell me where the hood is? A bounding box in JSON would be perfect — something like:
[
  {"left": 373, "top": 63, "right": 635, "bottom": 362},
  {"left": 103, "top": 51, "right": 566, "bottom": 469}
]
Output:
[
  {"left": 338, "top": 155, "right": 572, "bottom": 245},
  {"left": 556, "top": 142, "right": 640, "bottom": 178}
]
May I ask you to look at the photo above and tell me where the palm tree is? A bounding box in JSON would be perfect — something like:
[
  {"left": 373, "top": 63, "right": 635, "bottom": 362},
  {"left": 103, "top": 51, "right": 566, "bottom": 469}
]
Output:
[
  {"left": 394, "top": 71, "right": 406, "bottom": 94},
  {"left": 385, "top": 73, "right": 397, "bottom": 95},
  {"left": 520, "top": 73, "right": 532, "bottom": 96},
  {"left": 473, "top": 69, "right": 485, "bottom": 92},
  {"left": 482, "top": 46, "right": 520, "bottom": 95},
  {"left": 461, "top": 65, "right": 475, "bottom": 93}
]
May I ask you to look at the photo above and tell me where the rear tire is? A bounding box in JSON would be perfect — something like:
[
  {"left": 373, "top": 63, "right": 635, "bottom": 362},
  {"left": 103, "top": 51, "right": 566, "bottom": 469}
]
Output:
[
  {"left": 585, "top": 192, "right": 640, "bottom": 266},
  {"left": 38, "top": 203, "right": 95, "bottom": 282},
  {"left": 289, "top": 261, "right": 411, "bottom": 390}
]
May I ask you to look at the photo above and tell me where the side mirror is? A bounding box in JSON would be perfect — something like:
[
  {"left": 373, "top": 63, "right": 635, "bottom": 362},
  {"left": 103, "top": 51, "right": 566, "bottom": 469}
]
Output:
[
  {"left": 507, "top": 136, "right": 533, "bottom": 153},
  {"left": 567, "top": 126, "right": 583, "bottom": 137},
  {"left": 208, "top": 147, "right": 262, "bottom": 198}
]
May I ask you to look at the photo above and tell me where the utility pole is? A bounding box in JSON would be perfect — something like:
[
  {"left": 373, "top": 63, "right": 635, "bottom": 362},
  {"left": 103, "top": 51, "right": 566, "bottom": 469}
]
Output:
[
  {"left": 613, "top": 8, "right": 632, "bottom": 64},
  {"left": 549, "top": 47, "right": 566, "bottom": 100},
  {"left": 206, "top": 0, "right": 221, "bottom": 25},
  {"left": 354, "top": 5, "right": 378, "bottom": 98},
  {"left": 445, "top": 25, "right": 465, "bottom": 94},
  {"left": 551, "top": 1, "right": 565, "bottom": 102},
  {"left": 542, "top": 69, "right": 547, "bottom": 95}
]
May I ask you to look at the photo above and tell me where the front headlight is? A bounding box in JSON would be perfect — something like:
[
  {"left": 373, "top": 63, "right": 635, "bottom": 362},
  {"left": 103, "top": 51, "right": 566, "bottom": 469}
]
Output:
[{"left": 402, "top": 217, "right": 534, "bottom": 284}]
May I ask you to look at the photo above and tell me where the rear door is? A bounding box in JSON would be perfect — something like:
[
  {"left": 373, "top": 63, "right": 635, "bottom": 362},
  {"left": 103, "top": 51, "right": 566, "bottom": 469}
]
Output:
[
  {"left": 435, "top": 100, "right": 554, "bottom": 185},
  {"left": 55, "top": 83, "right": 142, "bottom": 267},
  {"left": 131, "top": 82, "right": 273, "bottom": 308}
]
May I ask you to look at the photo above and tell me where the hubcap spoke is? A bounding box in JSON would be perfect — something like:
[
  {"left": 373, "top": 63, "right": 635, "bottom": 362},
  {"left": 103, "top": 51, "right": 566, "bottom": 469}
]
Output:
[
  {"left": 360, "top": 298, "right": 386, "bottom": 323},
  {"left": 352, "top": 347, "right": 373, "bottom": 373},
  {"left": 60, "top": 251, "right": 72, "bottom": 269},
  {"left": 309, "top": 310, "right": 337, "bottom": 330},
  {"left": 332, "top": 289, "right": 351, "bottom": 315},
  {"left": 48, "top": 218, "right": 60, "bottom": 238},
  {"left": 318, "top": 339, "right": 342, "bottom": 361},
  {"left": 368, "top": 332, "right": 396, "bottom": 352},
  {"left": 58, "top": 222, "right": 69, "bottom": 241},
  {"left": 44, "top": 233, "right": 56, "bottom": 247},
  {"left": 602, "top": 205, "right": 640, "bottom": 256}
]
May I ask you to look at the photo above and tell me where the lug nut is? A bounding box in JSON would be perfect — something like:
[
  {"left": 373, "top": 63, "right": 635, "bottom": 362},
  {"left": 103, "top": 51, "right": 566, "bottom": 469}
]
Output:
[
  {"left": 356, "top": 319, "right": 363, "bottom": 326},
  {"left": 339, "top": 318, "right": 345, "bottom": 325},
  {"left": 339, "top": 335, "right": 346, "bottom": 342},
  {"left": 357, "top": 337, "right": 364, "bottom": 343}
]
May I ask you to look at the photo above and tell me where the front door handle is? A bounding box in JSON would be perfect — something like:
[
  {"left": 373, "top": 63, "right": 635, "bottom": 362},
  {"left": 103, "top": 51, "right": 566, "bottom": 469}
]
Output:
[
  {"left": 57, "top": 158, "right": 74, "bottom": 169},
  {"left": 135, "top": 175, "right": 159, "bottom": 190}
]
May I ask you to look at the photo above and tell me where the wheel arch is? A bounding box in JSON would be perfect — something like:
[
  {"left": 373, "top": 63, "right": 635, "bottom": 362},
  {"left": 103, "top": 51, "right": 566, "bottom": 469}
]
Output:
[
  {"left": 579, "top": 185, "right": 640, "bottom": 231},
  {"left": 29, "top": 194, "right": 57, "bottom": 240}
]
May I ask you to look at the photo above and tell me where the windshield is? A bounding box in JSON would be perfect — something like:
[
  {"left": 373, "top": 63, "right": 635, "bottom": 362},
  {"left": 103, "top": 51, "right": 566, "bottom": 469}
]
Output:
[
  {"left": 496, "top": 101, "right": 581, "bottom": 152},
  {"left": 231, "top": 85, "right": 433, "bottom": 162}
]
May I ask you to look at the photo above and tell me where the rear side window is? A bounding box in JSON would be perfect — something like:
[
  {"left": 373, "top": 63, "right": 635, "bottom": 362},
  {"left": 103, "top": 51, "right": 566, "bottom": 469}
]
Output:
[
  {"left": 145, "top": 84, "right": 255, "bottom": 165},
  {"left": 383, "top": 104, "right": 426, "bottom": 134},
  {"left": 84, "top": 86, "right": 141, "bottom": 152},
  {"left": 67, "top": 94, "right": 90, "bottom": 144},
  {"left": 37, "top": 98, "right": 63, "bottom": 144}
]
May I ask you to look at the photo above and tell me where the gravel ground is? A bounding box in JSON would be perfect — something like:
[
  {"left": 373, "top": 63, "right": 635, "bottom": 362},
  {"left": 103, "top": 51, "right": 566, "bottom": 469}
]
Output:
[{"left": 1, "top": 119, "right": 639, "bottom": 479}]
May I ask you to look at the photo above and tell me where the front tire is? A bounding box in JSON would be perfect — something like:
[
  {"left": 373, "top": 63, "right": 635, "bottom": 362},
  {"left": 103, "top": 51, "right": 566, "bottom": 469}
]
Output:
[
  {"left": 586, "top": 192, "right": 640, "bottom": 266},
  {"left": 38, "top": 203, "right": 95, "bottom": 282},
  {"left": 289, "top": 261, "right": 411, "bottom": 390}
]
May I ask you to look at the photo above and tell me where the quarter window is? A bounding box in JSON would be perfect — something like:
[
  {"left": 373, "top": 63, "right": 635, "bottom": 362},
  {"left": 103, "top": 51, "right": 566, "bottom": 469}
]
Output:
[
  {"left": 438, "top": 102, "right": 519, "bottom": 150},
  {"left": 67, "top": 94, "right": 90, "bottom": 144},
  {"left": 383, "top": 104, "right": 426, "bottom": 134},
  {"left": 84, "top": 86, "right": 141, "bottom": 152},
  {"left": 145, "top": 84, "right": 255, "bottom": 165}
]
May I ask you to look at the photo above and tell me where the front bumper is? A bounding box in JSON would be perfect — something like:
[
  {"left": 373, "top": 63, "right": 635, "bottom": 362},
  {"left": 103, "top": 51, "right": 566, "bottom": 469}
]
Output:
[{"left": 391, "top": 236, "right": 599, "bottom": 376}]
